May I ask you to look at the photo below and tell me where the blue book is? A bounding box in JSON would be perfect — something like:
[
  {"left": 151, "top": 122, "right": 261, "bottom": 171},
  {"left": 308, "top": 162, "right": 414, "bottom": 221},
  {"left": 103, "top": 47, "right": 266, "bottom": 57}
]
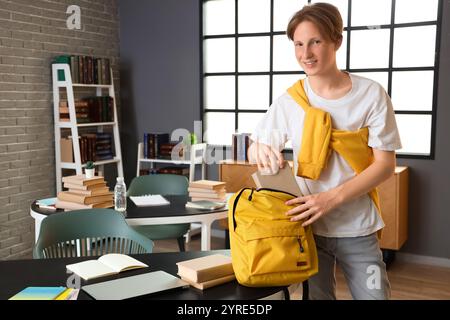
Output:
[{"left": 9, "top": 287, "right": 67, "bottom": 300}]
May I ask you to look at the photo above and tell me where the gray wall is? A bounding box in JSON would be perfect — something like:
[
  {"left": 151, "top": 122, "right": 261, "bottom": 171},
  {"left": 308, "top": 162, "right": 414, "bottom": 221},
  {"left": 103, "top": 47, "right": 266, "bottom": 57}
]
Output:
[
  {"left": 395, "top": 0, "right": 450, "bottom": 259},
  {"left": 118, "top": 0, "right": 200, "bottom": 185},
  {"left": 0, "top": 0, "right": 121, "bottom": 260},
  {"left": 118, "top": 0, "right": 450, "bottom": 259}
]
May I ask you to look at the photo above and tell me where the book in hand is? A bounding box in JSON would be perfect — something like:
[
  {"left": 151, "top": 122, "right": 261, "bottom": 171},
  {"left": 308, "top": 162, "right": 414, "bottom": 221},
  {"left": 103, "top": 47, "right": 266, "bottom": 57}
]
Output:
[
  {"left": 176, "top": 254, "right": 234, "bottom": 283},
  {"left": 251, "top": 163, "right": 302, "bottom": 197},
  {"left": 9, "top": 287, "right": 73, "bottom": 300},
  {"left": 185, "top": 200, "right": 226, "bottom": 210},
  {"left": 66, "top": 253, "right": 148, "bottom": 281},
  {"left": 129, "top": 194, "right": 170, "bottom": 207}
]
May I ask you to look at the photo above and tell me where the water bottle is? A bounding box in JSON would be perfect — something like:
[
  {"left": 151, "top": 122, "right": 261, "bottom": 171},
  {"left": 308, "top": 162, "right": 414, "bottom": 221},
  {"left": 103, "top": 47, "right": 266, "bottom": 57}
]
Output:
[{"left": 114, "top": 177, "right": 127, "bottom": 213}]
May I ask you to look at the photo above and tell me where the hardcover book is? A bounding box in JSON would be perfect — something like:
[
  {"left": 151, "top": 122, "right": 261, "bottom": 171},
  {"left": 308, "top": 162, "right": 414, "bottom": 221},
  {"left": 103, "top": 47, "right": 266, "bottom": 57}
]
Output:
[
  {"left": 176, "top": 254, "right": 234, "bottom": 283},
  {"left": 251, "top": 164, "right": 302, "bottom": 197}
]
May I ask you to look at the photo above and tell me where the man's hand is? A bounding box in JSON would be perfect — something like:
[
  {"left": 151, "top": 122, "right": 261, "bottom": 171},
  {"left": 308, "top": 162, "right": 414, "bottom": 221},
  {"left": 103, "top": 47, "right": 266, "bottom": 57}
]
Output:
[{"left": 285, "top": 189, "right": 341, "bottom": 227}]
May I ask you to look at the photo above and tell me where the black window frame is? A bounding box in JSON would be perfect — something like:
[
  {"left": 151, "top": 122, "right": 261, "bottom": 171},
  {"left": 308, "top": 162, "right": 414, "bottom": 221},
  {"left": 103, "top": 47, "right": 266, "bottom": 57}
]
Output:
[{"left": 200, "top": 0, "right": 443, "bottom": 159}]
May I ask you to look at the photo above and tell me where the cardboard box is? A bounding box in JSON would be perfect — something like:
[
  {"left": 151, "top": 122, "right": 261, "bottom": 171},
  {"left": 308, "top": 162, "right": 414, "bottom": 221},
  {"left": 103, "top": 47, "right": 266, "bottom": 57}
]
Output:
[{"left": 60, "top": 138, "right": 73, "bottom": 162}]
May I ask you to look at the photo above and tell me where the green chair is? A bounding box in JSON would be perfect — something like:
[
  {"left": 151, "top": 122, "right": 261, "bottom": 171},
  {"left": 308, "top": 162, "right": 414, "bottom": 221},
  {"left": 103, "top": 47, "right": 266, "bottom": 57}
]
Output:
[
  {"left": 127, "top": 174, "right": 190, "bottom": 252},
  {"left": 33, "top": 209, "right": 153, "bottom": 259}
]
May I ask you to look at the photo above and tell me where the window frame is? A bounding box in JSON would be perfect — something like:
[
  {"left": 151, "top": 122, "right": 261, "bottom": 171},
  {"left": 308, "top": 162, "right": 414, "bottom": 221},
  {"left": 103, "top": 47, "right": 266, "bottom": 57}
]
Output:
[{"left": 200, "top": 0, "right": 444, "bottom": 159}]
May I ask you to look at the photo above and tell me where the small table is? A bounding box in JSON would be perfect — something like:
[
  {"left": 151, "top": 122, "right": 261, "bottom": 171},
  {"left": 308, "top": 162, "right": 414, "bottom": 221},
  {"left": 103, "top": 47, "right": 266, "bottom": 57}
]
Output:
[
  {"left": 0, "top": 250, "right": 289, "bottom": 300},
  {"left": 30, "top": 195, "right": 228, "bottom": 251}
]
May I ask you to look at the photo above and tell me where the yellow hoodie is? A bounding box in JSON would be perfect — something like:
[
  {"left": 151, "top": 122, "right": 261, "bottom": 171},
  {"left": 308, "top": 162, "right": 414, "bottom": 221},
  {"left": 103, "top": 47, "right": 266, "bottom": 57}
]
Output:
[{"left": 287, "top": 79, "right": 381, "bottom": 215}]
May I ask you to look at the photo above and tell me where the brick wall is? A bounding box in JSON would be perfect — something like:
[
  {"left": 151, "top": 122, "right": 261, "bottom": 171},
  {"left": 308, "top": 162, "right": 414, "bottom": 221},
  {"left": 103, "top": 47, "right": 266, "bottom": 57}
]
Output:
[{"left": 0, "top": 0, "right": 120, "bottom": 260}]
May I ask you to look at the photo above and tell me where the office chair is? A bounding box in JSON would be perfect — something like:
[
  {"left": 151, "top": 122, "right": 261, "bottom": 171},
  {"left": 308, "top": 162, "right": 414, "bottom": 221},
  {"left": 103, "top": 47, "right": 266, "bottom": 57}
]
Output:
[
  {"left": 33, "top": 209, "right": 153, "bottom": 259},
  {"left": 127, "top": 174, "right": 190, "bottom": 252}
]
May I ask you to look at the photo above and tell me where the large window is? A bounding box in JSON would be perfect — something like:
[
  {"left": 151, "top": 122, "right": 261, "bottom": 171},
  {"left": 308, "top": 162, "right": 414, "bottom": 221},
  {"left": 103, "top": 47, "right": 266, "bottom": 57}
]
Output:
[{"left": 201, "top": 0, "right": 442, "bottom": 158}]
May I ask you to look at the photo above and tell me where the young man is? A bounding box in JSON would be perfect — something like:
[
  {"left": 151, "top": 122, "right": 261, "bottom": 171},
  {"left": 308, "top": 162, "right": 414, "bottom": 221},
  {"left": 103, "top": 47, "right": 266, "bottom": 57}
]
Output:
[{"left": 248, "top": 3, "right": 401, "bottom": 299}]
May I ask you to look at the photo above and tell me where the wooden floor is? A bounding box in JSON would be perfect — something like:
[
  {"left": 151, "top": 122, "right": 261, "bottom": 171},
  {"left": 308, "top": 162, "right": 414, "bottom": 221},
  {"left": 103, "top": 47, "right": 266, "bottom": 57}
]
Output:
[{"left": 156, "top": 234, "right": 450, "bottom": 300}]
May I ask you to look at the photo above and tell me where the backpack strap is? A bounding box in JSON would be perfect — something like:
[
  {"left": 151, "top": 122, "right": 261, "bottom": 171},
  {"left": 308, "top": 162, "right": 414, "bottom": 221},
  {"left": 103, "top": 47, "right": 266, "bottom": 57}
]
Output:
[{"left": 231, "top": 187, "right": 253, "bottom": 231}]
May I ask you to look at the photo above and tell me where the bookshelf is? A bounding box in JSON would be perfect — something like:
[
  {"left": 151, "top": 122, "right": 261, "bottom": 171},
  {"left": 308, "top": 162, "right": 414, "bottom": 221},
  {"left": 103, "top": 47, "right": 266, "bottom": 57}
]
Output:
[
  {"left": 52, "top": 63, "right": 123, "bottom": 193},
  {"left": 136, "top": 142, "right": 206, "bottom": 182}
]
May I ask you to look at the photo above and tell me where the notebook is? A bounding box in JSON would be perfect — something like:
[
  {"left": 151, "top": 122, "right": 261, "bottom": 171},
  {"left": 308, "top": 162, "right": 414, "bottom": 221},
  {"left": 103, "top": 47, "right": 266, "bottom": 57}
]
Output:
[
  {"left": 81, "top": 271, "right": 188, "bottom": 300},
  {"left": 9, "top": 287, "right": 67, "bottom": 300},
  {"left": 129, "top": 194, "right": 170, "bottom": 207},
  {"left": 185, "top": 200, "right": 226, "bottom": 210},
  {"left": 251, "top": 164, "right": 302, "bottom": 196}
]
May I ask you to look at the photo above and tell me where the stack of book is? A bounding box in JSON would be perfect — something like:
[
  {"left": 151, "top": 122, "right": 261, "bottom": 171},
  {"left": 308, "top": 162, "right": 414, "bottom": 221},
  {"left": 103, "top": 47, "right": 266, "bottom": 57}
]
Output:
[
  {"left": 188, "top": 180, "right": 227, "bottom": 202},
  {"left": 176, "top": 254, "right": 235, "bottom": 290},
  {"left": 56, "top": 175, "right": 113, "bottom": 210}
]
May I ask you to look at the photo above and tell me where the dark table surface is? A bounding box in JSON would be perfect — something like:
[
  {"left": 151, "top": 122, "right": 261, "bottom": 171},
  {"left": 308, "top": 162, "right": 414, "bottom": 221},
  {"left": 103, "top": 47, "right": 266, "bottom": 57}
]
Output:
[
  {"left": 0, "top": 250, "right": 287, "bottom": 300},
  {"left": 31, "top": 195, "right": 228, "bottom": 219}
]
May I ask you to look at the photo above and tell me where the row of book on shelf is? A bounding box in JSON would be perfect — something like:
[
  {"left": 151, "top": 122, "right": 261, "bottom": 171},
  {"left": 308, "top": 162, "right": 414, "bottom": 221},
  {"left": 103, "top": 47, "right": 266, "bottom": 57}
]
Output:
[
  {"left": 143, "top": 132, "right": 185, "bottom": 159},
  {"left": 53, "top": 55, "right": 111, "bottom": 85},
  {"left": 58, "top": 97, "right": 114, "bottom": 123},
  {"left": 60, "top": 132, "right": 114, "bottom": 164},
  {"left": 231, "top": 133, "right": 251, "bottom": 162},
  {"left": 139, "top": 166, "right": 189, "bottom": 177}
]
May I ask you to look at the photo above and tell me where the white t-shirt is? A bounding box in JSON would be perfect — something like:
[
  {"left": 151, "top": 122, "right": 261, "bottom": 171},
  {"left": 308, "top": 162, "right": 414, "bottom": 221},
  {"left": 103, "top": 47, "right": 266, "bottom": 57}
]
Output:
[{"left": 251, "top": 73, "right": 402, "bottom": 237}]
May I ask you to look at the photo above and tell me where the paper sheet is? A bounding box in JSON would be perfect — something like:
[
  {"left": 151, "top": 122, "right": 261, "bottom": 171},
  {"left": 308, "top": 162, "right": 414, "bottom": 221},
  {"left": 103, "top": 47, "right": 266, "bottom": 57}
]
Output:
[{"left": 129, "top": 194, "right": 170, "bottom": 207}]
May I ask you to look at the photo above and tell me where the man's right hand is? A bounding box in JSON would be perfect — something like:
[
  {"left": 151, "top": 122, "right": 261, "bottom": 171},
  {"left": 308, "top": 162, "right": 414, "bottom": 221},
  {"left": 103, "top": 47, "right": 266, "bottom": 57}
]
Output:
[{"left": 248, "top": 142, "right": 285, "bottom": 174}]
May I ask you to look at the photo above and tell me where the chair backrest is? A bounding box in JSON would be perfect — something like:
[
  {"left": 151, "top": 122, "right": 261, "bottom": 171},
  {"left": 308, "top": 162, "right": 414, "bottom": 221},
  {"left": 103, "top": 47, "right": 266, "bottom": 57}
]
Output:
[
  {"left": 127, "top": 174, "right": 189, "bottom": 197},
  {"left": 33, "top": 209, "right": 154, "bottom": 259}
]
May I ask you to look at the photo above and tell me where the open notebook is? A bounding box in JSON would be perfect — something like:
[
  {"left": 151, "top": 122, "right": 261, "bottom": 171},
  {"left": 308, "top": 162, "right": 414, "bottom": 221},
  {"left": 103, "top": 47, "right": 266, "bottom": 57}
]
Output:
[{"left": 129, "top": 194, "right": 170, "bottom": 207}]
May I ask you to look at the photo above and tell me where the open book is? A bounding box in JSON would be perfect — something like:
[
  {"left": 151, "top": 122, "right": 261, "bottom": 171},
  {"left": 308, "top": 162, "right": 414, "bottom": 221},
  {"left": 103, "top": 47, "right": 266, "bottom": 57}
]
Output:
[
  {"left": 66, "top": 254, "right": 148, "bottom": 281},
  {"left": 251, "top": 163, "right": 302, "bottom": 197}
]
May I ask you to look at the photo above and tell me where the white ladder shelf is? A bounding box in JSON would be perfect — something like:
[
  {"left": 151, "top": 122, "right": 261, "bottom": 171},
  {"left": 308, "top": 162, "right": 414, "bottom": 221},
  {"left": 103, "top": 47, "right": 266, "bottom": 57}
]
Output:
[{"left": 52, "top": 63, "right": 124, "bottom": 193}]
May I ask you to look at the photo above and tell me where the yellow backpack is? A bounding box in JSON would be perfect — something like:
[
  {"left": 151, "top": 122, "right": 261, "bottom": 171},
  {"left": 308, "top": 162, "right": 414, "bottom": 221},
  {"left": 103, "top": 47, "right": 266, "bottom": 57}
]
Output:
[{"left": 228, "top": 188, "right": 319, "bottom": 288}]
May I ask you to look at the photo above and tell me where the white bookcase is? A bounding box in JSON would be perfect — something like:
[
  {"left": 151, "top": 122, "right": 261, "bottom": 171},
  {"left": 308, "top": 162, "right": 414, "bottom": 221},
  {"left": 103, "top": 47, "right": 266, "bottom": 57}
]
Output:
[
  {"left": 136, "top": 142, "right": 207, "bottom": 182},
  {"left": 52, "top": 63, "right": 123, "bottom": 193}
]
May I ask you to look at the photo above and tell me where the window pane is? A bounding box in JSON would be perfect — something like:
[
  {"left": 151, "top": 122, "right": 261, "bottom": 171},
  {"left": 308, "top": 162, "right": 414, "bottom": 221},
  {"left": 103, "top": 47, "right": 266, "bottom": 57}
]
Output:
[
  {"left": 204, "top": 38, "right": 235, "bottom": 73},
  {"left": 205, "top": 112, "right": 235, "bottom": 145},
  {"left": 238, "top": 112, "right": 265, "bottom": 134},
  {"left": 336, "top": 31, "right": 347, "bottom": 70},
  {"left": 395, "top": 0, "right": 438, "bottom": 24},
  {"left": 350, "top": 29, "right": 390, "bottom": 69},
  {"left": 238, "top": 76, "right": 270, "bottom": 110},
  {"left": 395, "top": 114, "right": 431, "bottom": 155},
  {"left": 272, "top": 74, "right": 304, "bottom": 101},
  {"left": 352, "top": 72, "right": 388, "bottom": 92},
  {"left": 273, "top": 35, "right": 299, "bottom": 71},
  {"left": 238, "top": 36, "right": 270, "bottom": 72},
  {"left": 238, "top": 0, "right": 270, "bottom": 33},
  {"left": 311, "top": 0, "right": 348, "bottom": 28},
  {"left": 393, "top": 26, "right": 436, "bottom": 68},
  {"left": 391, "top": 71, "right": 434, "bottom": 111},
  {"left": 204, "top": 76, "right": 235, "bottom": 109},
  {"left": 351, "top": 0, "right": 391, "bottom": 26},
  {"left": 203, "top": 0, "right": 235, "bottom": 35},
  {"left": 273, "top": 0, "right": 308, "bottom": 32}
]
